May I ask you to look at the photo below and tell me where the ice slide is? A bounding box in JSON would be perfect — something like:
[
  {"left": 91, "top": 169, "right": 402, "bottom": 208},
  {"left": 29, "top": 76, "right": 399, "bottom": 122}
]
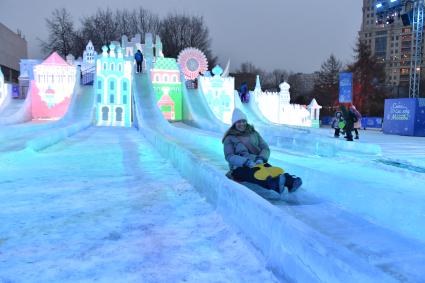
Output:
[
  {"left": 0, "top": 75, "right": 95, "bottom": 152},
  {"left": 0, "top": 86, "right": 32, "bottom": 126},
  {"left": 180, "top": 72, "right": 228, "bottom": 133},
  {"left": 0, "top": 86, "right": 13, "bottom": 113},
  {"left": 132, "top": 72, "right": 425, "bottom": 282}
]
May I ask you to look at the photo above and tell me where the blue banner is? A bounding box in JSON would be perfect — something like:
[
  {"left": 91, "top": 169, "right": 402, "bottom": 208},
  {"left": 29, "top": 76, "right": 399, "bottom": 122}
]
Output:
[
  {"left": 339, "top": 73, "right": 352, "bottom": 103},
  {"left": 383, "top": 98, "right": 425, "bottom": 136},
  {"left": 361, "top": 117, "right": 383, "bottom": 129}
]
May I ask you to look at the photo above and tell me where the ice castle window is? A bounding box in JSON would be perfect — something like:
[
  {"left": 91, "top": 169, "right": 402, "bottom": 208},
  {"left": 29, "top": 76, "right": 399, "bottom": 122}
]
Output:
[
  {"left": 102, "top": 107, "right": 109, "bottom": 121},
  {"left": 116, "top": 107, "right": 123, "bottom": 121},
  {"left": 110, "top": 95, "right": 114, "bottom": 103}
]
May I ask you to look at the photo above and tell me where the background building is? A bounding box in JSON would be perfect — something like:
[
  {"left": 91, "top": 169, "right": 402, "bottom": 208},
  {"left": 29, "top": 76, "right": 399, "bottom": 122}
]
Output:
[
  {"left": 359, "top": 0, "right": 418, "bottom": 97},
  {"left": 0, "top": 22, "right": 27, "bottom": 83}
]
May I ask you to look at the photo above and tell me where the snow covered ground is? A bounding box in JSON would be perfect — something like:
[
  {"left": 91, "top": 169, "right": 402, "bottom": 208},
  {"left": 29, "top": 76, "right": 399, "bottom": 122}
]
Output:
[
  {"left": 0, "top": 127, "right": 279, "bottom": 283},
  {"left": 309, "top": 126, "right": 425, "bottom": 168}
]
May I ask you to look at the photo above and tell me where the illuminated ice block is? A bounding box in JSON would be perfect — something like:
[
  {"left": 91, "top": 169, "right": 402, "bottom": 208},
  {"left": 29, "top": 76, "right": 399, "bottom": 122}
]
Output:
[
  {"left": 80, "top": 41, "right": 97, "bottom": 85},
  {"left": 155, "top": 35, "right": 163, "bottom": 58},
  {"left": 31, "top": 52, "right": 77, "bottom": 120},
  {"left": 150, "top": 57, "right": 183, "bottom": 121},
  {"left": 95, "top": 44, "right": 133, "bottom": 127},
  {"left": 122, "top": 34, "right": 142, "bottom": 58},
  {"left": 254, "top": 76, "right": 312, "bottom": 127},
  {"left": 83, "top": 40, "right": 97, "bottom": 65},
  {"left": 199, "top": 65, "right": 235, "bottom": 124},
  {"left": 307, "top": 98, "right": 322, "bottom": 128},
  {"left": 177, "top": 47, "right": 208, "bottom": 80}
]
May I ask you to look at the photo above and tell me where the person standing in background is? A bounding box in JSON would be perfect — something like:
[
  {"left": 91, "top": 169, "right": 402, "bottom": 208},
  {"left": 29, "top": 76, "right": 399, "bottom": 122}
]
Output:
[{"left": 135, "top": 50, "right": 143, "bottom": 73}]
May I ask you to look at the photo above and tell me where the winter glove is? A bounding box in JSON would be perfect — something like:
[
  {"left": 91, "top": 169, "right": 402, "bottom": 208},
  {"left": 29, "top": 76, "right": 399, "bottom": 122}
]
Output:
[
  {"left": 255, "top": 158, "right": 264, "bottom": 165},
  {"left": 245, "top": 159, "right": 256, "bottom": 168}
]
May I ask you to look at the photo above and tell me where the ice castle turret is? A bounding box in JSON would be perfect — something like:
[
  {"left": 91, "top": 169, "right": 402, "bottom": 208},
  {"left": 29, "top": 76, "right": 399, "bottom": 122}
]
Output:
[
  {"left": 95, "top": 43, "right": 132, "bottom": 127},
  {"left": 144, "top": 33, "right": 154, "bottom": 68},
  {"left": 83, "top": 40, "right": 97, "bottom": 65},
  {"left": 279, "top": 81, "right": 291, "bottom": 105},
  {"left": 155, "top": 35, "right": 163, "bottom": 58},
  {"left": 199, "top": 64, "right": 235, "bottom": 124},
  {"left": 121, "top": 34, "right": 141, "bottom": 57}
]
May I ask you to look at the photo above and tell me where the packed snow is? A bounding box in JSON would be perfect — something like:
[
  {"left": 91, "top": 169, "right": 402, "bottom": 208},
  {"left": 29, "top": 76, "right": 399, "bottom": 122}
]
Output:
[{"left": 0, "top": 127, "right": 279, "bottom": 283}]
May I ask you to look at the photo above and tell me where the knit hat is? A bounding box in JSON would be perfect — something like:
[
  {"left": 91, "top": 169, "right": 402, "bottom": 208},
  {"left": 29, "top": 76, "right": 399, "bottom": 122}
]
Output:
[{"left": 231, "top": 108, "right": 247, "bottom": 125}]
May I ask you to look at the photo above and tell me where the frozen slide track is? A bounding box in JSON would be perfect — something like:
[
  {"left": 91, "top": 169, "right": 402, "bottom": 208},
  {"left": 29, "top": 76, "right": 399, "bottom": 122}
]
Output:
[
  {"left": 0, "top": 86, "right": 32, "bottom": 125},
  {"left": 181, "top": 72, "right": 228, "bottom": 133},
  {"left": 132, "top": 73, "right": 399, "bottom": 282}
]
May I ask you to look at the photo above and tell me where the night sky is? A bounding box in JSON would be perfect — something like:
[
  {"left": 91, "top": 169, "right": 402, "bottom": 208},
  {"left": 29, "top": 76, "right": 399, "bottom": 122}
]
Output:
[{"left": 0, "top": 0, "right": 362, "bottom": 73}]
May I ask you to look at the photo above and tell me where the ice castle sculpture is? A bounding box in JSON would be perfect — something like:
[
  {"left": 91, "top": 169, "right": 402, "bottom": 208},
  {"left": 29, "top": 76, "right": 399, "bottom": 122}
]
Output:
[
  {"left": 82, "top": 41, "right": 97, "bottom": 67},
  {"left": 31, "top": 52, "right": 76, "bottom": 120},
  {"left": 253, "top": 75, "right": 312, "bottom": 127},
  {"left": 307, "top": 98, "right": 322, "bottom": 128},
  {"left": 81, "top": 41, "right": 97, "bottom": 85},
  {"left": 199, "top": 65, "right": 235, "bottom": 124},
  {"left": 95, "top": 43, "right": 132, "bottom": 127},
  {"left": 151, "top": 57, "right": 183, "bottom": 121},
  {"left": 121, "top": 34, "right": 142, "bottom": 57}
]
